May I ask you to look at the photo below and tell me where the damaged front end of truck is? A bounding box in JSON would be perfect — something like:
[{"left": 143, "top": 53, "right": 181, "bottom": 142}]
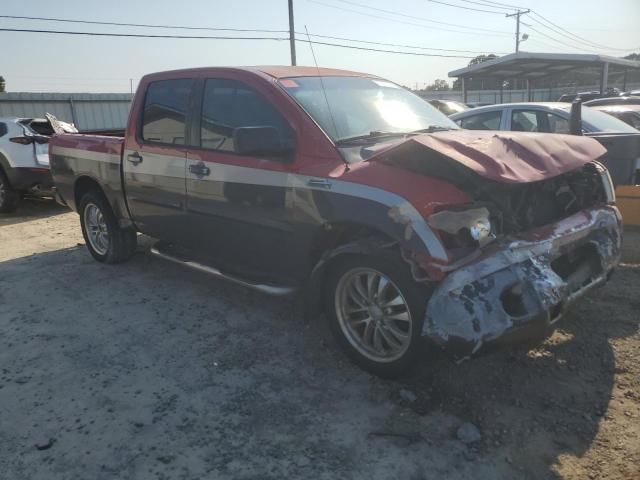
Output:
[{"left": 370, "top": 130, "right": 622, "bottom": 357}]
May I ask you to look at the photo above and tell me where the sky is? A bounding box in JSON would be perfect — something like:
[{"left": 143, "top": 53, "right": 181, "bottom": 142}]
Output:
[{"left": 1, "top": 0, "right": 639, "bottom": 93}]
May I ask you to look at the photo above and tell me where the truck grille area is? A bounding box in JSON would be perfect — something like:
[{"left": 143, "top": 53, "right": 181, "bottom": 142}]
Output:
[
  {"left": 488, "top": 163, "right": 606, "bottom": 234},
  {"left": 477, "top": 162, "right": 607, "bottom": 235},
  {"left": 476, "top": 163, "right": 606, "bottom": 234}
]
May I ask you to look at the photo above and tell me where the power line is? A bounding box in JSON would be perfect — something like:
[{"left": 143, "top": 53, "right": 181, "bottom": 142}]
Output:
[
  {"left": 447, "top": 0, "right": 514, "bottom": 11},
  {"left": 529, "top": 12, "right": 639, "bottom": 52},
  {"left": 300, "top": 31, "right": 507, "bottom": 54},
  {"left": 0, "top": 14, "right": 289, "bottom": 33},
  {"left": 310, "top": 0, "right": 512, "bottom": 36},
  {"left": 522, "top": 23, "right": 634, "bottom": 55},
  {"left": 0, "top": 26, "right": 478, "bottom": 58},
  {"left": 332, "top": 0, "right": 511, "bottom": 33},
  {"left": 296, "top": 37, "right": 476, "bottom": 58},
  {"left": 425, "top": 0, "right": 508, "bottom": 14},
  {"left": 432, "top": 0, "right": 640, "bottom": 51},
  {"left": 0, "top": 27, "right": 289, "bottom": 41}
]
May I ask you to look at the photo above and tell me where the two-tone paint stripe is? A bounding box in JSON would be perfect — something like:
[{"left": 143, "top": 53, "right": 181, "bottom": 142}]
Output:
[{"left": 53, "top": 146, "right": 447, "bottom": 261}]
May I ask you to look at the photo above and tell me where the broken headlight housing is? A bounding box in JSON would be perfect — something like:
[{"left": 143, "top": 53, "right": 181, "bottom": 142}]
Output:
[
  {"left": 593, "top": 161, "right": 615, "bottom": 204},
  {"left": 427, "top": 207, "right": 495, "bottom": 256}
]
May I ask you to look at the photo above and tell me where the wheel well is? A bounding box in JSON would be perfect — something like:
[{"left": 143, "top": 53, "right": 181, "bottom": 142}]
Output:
[
  {"left": 309, "top": 222, "right": 393, "bottom": 266},
  {"left": 74, "top": 176, "right": 104, "bottom": 207}
]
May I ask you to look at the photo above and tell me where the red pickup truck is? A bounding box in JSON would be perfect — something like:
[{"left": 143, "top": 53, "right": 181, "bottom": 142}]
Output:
[{"left": 50, "top": 66, "right": 621, "bottom": 377}]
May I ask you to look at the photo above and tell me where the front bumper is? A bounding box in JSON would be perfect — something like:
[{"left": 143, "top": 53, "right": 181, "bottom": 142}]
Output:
[{"left": 423, "top": 205, "right": 622, "bottom": 357}]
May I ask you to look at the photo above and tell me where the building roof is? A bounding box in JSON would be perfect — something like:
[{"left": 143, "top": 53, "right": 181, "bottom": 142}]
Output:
[{"left": 449, "top": 52, "right": 640, "bottom": 80}]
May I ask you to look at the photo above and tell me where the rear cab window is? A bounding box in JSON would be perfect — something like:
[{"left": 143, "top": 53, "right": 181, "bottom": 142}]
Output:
[
  {"left": 199, "top": 78, "right": 293, "bottom": 155},
  {"left": 142, "top": 79, "right": 193, "bottom": 145}
]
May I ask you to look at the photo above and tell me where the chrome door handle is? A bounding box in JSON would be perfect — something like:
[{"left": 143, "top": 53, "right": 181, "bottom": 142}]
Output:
[
  {"left": 306, "top": 178, "right": 332, "bottom": 189},
  {"left": 127, "top": 152, "right": 143, "bottom": 165}
]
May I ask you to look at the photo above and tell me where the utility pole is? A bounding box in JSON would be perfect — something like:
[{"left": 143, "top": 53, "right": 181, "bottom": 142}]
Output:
[
  {"left": 506, "top": 9, "right": 530, "bottom": 53},
  {"left": 288, "top": 0, "right": 296, "bottom": 66}
]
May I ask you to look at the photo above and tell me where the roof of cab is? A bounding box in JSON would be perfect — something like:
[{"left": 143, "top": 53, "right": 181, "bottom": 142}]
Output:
[
  {"left": 250, "top": 65, "right": 376, "bottom": 79},
  {"left": 141, "top": 65, "right": 377, "bottom": 81}
]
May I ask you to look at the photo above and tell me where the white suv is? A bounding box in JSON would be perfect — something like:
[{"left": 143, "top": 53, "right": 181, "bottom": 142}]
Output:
[{"left": 0, "top": 117, "right": 57, "bottom": 212}]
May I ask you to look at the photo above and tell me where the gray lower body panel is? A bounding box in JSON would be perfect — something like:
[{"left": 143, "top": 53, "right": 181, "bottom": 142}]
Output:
[{"left": 422, "top": 205, "right": 622, "bottom": 356}]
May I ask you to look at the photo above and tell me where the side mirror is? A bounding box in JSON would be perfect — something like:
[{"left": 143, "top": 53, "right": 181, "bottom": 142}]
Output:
[{"left": 233, "top": 126, "right": 293, "bottom": 157}]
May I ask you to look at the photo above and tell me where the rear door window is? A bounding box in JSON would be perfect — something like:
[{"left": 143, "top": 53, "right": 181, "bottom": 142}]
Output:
[
  {"left": 200, "top": 79, "right": 291, "bottom": 153},
  {"left": 511, "top": 110, "right": 540, "bottom": 132},
  {"left": 546, "top": 113, "right": 570, "bottom": 134},
  {"left": 142, "top": 79, "right": 193, "bottom": 145},
  {"left": 459, "top": 110, "right": 502, "bottom": 130}
]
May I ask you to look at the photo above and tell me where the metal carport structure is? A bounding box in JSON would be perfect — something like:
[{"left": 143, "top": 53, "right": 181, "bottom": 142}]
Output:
[{"left": 448, "top": 52, "right": 640, "bottom": 104}]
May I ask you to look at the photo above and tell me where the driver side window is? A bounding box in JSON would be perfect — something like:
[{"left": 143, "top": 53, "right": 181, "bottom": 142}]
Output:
[{"left": 200, "top": 79, "right": 291, "bottom": 153}]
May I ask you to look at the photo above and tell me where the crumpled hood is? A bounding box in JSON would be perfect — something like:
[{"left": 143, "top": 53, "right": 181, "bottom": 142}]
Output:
[{"left": 367, "top": 130, "right": 607, "bottom": 184}]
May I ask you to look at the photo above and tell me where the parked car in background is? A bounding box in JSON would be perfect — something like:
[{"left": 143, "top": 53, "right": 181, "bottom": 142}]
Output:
[
  {"left": 465, "top": 102, "right": 493, "bottom": 108},
  {"left": 451, "top": 102, "right": 640, "bottom": 226},
  {"left": 558, "top": 91, "right": 602, "bottom": 102},
  {"left": 49, "top": 66, "right": 622, "bottom": 377},
  {"left": 589, "top": 104, "right": 640, "bottom": 129},
  {"left": 0, "top": 117, "right": 57, "bottom": 212},
  {"left": 584, "top": 96, "right": 640, "bottom": 107},
  {"left": 449, "top": 102, "right": 638, "bottom": 135},
  {"left": 427, "top": 99, "right": 469, "bottom": 115}
]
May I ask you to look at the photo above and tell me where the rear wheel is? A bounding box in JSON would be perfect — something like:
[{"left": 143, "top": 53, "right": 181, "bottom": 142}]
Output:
[
  {"left": 0, "top": 168, "right": 21, "bottom": 213},
  {"left": 79, "top": 190, "right": 137, "bottom": 263},
  {"left": 324, "top": 253, "right": 431, "bottom": 378}
]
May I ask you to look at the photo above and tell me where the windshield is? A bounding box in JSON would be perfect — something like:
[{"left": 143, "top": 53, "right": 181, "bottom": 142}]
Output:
[
  {"left": 559, "top": 105, "right": 639, "bottom": 133},
  {"left": 279, "top": 76, "right": 459, "bottom": 142}
]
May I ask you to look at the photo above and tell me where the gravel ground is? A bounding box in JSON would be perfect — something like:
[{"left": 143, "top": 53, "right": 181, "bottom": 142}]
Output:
[{"left": 1, "top": 199, "right": 639, "bottom": 480}]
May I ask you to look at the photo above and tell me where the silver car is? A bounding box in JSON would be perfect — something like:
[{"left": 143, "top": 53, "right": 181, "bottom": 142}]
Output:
[{"left": 449, "top": 102, "right": 639, "bottom": 135}]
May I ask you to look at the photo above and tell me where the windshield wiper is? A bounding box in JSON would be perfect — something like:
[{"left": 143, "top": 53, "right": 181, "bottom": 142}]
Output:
[
  {"left": 335, "top": 126, "right": 454, "bottom": 145},
  {"left": 335, "top": 131, "right": 407, "bottom": 145},
  {"left": 408, "top": 126, "right": 454, "bottom": 134}
]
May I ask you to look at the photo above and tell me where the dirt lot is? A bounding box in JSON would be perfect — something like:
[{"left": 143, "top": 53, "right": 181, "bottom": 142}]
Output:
[{"left": 1, "top": 199, "right": 639, "bottom": 480}]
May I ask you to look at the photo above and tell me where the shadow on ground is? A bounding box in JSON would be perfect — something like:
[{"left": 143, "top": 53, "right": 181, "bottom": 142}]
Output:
[
  {"left": 0, "top": 198, "right": 69, "bottom": 227},
  {"left": 0, "top": 244, "right": 638, "bottom": 480}
]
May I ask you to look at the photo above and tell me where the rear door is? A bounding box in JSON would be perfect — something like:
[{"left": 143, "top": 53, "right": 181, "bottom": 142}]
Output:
[
  {"left": 123, "top": 78, "right": 194, "bottom": 240},
  {"left": 184, "top": 77, "right": 298, "bottom": 281}
]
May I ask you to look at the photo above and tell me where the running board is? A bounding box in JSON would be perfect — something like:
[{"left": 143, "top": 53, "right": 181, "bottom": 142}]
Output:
[{"left": 149, "top": 247, "right": 295, "bottom": 296}]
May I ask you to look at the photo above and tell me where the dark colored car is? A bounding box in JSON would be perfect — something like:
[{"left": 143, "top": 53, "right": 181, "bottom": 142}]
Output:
[
  {"left": 49, "top": 66, "right": 622, "bottom": 377},
  {"left": 558, "top": 91, "right": 602, "bottom": 102},
  {"left": 427, "top": 99, "right": 469, "bottom": 116},
  {"left": 589, "top": 104, "right": 640, "bottom": 129},
  {"left": 584, "top": 96, "right": 640, "bottom": 107}
]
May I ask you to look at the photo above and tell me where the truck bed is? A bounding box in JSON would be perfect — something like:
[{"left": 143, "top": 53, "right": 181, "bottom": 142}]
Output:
[{"left": 49, "top": 133, "right": 125, "bottom": 215}]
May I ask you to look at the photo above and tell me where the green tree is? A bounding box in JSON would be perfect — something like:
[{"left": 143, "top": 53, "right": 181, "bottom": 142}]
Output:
[
  {"left": 0, "top": 76, "right": 5, "bottom": 93},
  {"left": 425, "top": 79, "right": 450, "bottom": 91}
]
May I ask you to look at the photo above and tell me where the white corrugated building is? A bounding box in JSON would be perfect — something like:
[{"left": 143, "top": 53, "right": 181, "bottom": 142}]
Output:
[{"left": 0, "top": 92, "right": 132, "bottom": 131}]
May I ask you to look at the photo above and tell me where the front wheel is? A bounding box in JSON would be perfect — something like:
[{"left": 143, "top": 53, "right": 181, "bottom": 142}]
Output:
[
  {"left": 324, "top": 253, "right": 431, "bottom": 378},
  {"left": 79, "top": 190, "right": 137, "bottom": 263}
]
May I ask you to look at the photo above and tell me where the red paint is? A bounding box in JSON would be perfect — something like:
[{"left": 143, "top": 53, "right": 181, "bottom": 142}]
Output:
[
  {"left": 368, "top": 130, "right": 607, "bottom": 184},
  {"left": 52, "top": 66, "right": 608, "bottom": 219}
]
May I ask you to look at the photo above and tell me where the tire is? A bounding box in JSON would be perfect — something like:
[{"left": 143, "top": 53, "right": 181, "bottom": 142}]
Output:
[
  {"left": 0, "top": 168, "right": 21, "bottom": 213},
  {"left": 78, "top": 189, "right": 137, "bottom": 264},
  {"left": 323, "top": 253, "right": 431, "bottom": 378}
]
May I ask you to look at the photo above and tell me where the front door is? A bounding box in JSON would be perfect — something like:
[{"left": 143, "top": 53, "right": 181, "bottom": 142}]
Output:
[
  {"left": 123, "top": 78, "right": 193, "bottom": 241},
  {"left": 184, "top": 77, "right": 298, "bottom": 282}
]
